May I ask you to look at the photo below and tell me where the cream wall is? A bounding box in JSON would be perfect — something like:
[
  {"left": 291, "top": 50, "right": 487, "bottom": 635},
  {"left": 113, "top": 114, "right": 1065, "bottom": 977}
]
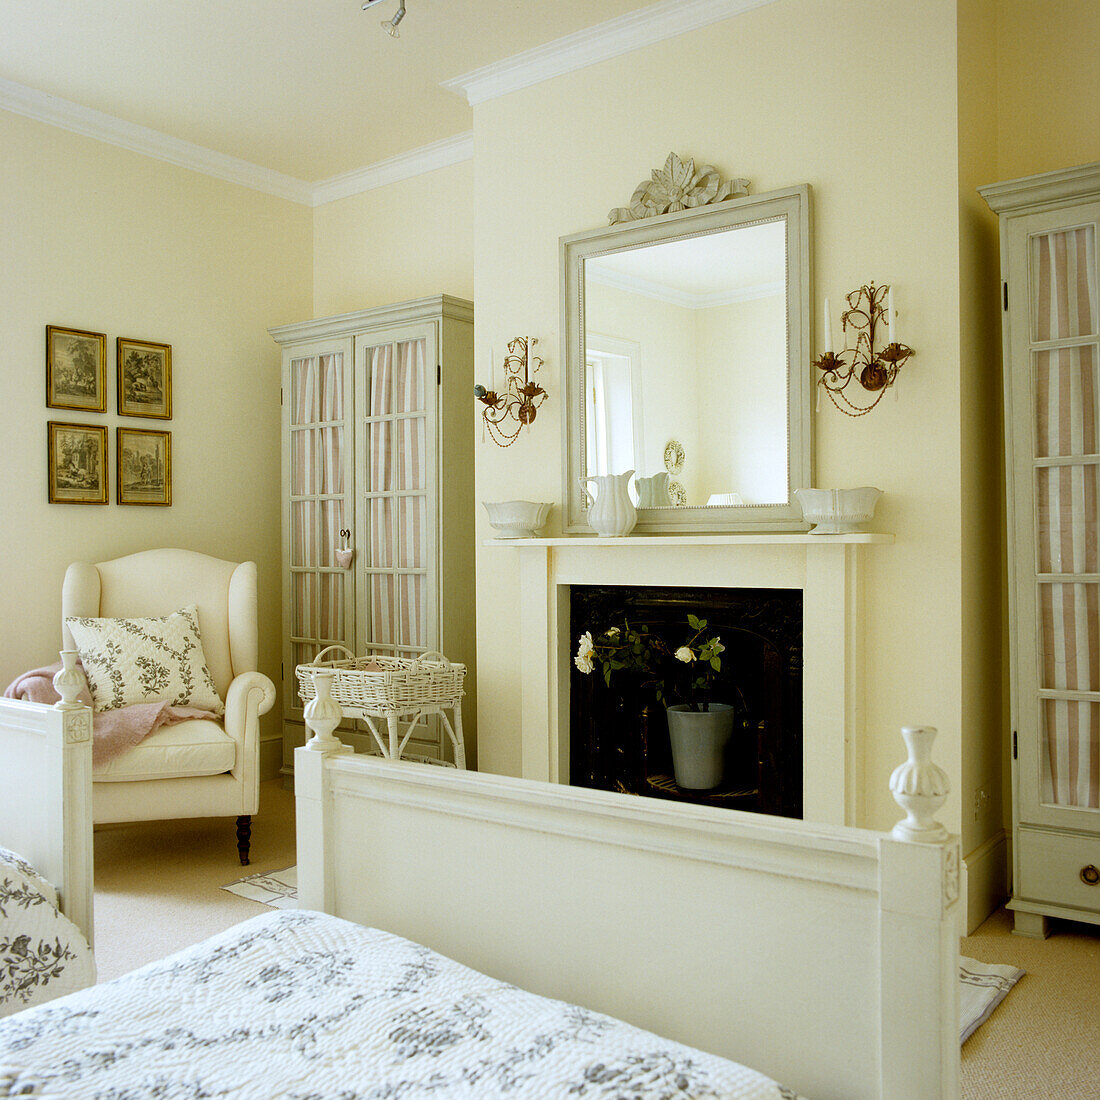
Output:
[
  {"left": 958, "top": 0, "right": 1008, "bottom": 918},
  {"left": 995, "top": 0, "right": 1100, "bottom": 181},
  {"left": 312, "top": 160, "right": 475, "bottom": 316},
  {"left": 473, "top": 0, "right": 970, "bottom": 836},
  {"left": 0, "top": 110, "right": 313, "bottom": 760}
]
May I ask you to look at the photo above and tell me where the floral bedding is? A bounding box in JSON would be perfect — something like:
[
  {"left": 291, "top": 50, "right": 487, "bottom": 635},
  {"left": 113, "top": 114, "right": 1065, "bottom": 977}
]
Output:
[
  {"left": 0, "top": 909, "right": 802, "bottom": 1099},
  {"left": 0, "top": 845, "right": 95, "bottom": 1018}
]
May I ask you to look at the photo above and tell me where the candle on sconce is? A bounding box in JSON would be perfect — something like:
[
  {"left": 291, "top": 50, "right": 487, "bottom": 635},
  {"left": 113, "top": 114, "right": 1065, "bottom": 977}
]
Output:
[
  {"left": 887, "top": 288, "right": 895, "bottom": 345},
  {"left": 823, "top": 298, "right": 833, "bottom": 354}
]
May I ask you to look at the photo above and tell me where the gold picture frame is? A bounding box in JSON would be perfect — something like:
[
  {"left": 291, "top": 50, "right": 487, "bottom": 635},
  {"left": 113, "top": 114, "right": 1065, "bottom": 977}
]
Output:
[
  {"left": 46, "top": 326, "right": 107, "bottom": 412},
  {"left": 117, "top": 427, "right": 171, "bottom": 506},
  {"left": 117, "top": 337, "right": 172, "bottom": 419},
  {"left": 48, "top": 421, "right": 108, "bottom": 504}
]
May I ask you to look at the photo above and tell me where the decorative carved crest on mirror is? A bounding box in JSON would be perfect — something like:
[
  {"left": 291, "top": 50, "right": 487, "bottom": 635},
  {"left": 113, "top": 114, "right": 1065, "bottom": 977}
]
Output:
[
  {"left": 608, "top": 153, "right": 751, "bottom": 225},
  {"left": 562, "top": 166, "right": 814, "bottom": 534}
]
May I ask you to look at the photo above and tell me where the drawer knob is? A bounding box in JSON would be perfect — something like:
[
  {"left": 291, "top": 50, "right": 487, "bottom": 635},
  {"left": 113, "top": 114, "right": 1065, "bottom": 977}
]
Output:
[{"left": 1081, "top": 865, "right": 1100, "bottom": 886}]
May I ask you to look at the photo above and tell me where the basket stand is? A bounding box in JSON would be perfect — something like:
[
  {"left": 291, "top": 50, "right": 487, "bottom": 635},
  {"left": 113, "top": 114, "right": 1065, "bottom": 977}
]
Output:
[{"left": 297, "top": 648, "right": 467, "bottom": 769}]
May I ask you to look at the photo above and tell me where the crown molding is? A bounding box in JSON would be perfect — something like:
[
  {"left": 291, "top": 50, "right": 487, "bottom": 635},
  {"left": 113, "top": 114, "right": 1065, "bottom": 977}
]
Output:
[
  {"left": 0, "top": 76, "right": 313, "bottom": 205},
  {"left": 441, "top": 0, "right": 779, "bottom": 106},
  {"left": 311, "top": 131, "right": 474, "bottom": 206},
  {"left": 0, "top": 76, "right": 474, "bottom": 207}
]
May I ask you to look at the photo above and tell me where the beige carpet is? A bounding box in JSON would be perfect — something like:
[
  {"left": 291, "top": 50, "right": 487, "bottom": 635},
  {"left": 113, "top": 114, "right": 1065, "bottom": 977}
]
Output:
[
  {"left": 961, "top": 905, "right": 1100, "bottom": 1098},
  {"left": 93, "top": 779, "right": 297, "bottom": 982}
]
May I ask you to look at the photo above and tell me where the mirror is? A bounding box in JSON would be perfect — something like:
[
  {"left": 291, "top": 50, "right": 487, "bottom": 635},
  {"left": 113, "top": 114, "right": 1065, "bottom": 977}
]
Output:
[{"left": 562, "top": 185, "right": 813, "bottom": 532}]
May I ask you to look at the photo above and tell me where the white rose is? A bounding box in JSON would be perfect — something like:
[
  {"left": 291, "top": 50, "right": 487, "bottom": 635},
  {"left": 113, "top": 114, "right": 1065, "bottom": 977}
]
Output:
[
  {"left": 576, "top": 631, "right": 594, "bottom": 660},
  {"left": 574, "top": 652, "right": 595, "bottom": 674},
  {"left": 605, "top": 627, "right": 620, "bottom": 639},
  {"left": 674, "top": 646, "right": 696, "bottom": 663}
]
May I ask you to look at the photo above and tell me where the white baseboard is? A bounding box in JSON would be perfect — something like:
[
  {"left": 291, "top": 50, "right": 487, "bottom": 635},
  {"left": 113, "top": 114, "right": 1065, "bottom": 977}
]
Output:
[
  {"left": 963, "top": 829, "right": 1009, "bottom": 933},
  {"left": 260, "top": 735, "right": 283, "bottom": 782}
]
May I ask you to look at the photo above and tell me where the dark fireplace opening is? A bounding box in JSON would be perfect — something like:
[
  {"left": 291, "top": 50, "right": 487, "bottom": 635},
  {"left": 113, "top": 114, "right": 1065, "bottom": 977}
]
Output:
[{"left": 570, "top": 585, "right": 803, "bottom": 819}]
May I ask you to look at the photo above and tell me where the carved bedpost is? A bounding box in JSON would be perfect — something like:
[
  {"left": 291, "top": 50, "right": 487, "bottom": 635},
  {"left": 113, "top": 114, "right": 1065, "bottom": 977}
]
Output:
[
  {"left": 889, "top": 725, "right": 950, "bottom": 843},
  {"left": 879, "top": 725, "right": 960, "bottom": 1098},
  {"left": 302, "top": 670, "right": 353, "bottom": 756},
  {"left": 53, "top": 650, "right": 86, "bottom": 710},
  {"left": 296, "top": 670, "right": 352, "bottom": 913},
  {"left": 53, "top": 655, "right": 94, "bottom": 947}
]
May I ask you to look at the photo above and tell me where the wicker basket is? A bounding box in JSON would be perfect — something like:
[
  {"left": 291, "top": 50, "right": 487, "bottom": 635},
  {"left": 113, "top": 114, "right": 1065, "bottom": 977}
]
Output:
[{"left": 296, "top": 646, "right": 466, "bottom": 716}]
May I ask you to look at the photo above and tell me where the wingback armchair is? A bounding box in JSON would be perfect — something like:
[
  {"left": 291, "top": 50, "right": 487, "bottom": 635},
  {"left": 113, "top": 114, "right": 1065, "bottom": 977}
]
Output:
[{"left": 62, "top": 548, "right": 276, "bottom": 864}]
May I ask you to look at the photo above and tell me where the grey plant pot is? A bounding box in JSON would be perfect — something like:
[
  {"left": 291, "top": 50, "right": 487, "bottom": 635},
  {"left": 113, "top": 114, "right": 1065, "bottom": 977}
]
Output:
[{"left": 666, "top": 703, "right": 735, "bottom": 790}]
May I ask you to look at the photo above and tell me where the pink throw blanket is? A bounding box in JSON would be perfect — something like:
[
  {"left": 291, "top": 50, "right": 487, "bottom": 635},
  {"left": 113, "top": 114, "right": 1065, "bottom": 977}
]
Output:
[{"left": 4, "top": 662, "right": 217, "bottom": 769}]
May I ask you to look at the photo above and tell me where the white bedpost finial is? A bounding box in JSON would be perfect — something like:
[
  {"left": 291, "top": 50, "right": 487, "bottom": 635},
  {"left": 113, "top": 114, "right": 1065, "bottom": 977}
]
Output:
[
  {"left": 890, "top": 725, "right": 949, "bottom": 843},
  {"left": 53, "top": 650, "right": 86, "bottom": 709},
  {"left": 303, "top": 669, "right": 354, "bottom": 755}
]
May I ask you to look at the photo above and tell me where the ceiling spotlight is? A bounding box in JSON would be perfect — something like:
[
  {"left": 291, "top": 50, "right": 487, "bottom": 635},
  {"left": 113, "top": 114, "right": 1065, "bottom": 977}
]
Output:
[{"left": 382, "top": 1, "right": 406, "bottom": 37}]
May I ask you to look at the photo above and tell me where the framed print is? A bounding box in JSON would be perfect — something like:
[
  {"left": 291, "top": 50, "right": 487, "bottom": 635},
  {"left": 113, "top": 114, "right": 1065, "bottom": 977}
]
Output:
[
  {"left": 117, "top": 337, "right": 172, "bottom": 419},
  {"left": 117, "top": 427, "right": 171, "bottom": 505},
  {"left": 46, "top": 326, "right": 106, "bottom": 412},
  {"left": 48, "top": 422, "right": 108, "bottom": 504}
]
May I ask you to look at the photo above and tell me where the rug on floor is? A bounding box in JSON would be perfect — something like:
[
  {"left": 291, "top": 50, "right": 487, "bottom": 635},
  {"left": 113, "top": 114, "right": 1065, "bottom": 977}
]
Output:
[
  {"left": 959, "top": 956, "right": 1025, "bottom": 1043},
  {"left": 221, "top": 865, "right": 298, "bottom": 909},
  {"left": 220, "top": 869, "right": 1023, "bottom": 1044}
]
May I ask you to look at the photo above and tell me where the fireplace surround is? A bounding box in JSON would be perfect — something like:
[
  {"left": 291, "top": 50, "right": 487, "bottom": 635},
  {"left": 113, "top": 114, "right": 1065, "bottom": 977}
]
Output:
[{"left": 504, "top": 532, "right": 891, "bottom": 826}]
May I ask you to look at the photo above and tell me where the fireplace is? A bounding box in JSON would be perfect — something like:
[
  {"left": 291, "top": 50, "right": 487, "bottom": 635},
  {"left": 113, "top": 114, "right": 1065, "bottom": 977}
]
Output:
[
  {"left": 509, "top": 534, "right": 886, "bottom": 826},
  {"left": 569, "top": 584, "right": 803, "bottom": 818}
]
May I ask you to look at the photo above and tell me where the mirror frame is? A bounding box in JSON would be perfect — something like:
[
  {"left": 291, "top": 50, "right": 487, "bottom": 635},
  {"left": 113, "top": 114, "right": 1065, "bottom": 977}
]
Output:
[{"left": 561, "top": 184, "right": 813, "bottom": 533}]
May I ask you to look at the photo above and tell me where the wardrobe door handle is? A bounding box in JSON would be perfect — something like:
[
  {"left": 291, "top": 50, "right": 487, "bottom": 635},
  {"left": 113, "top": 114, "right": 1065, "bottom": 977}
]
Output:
[{"left": 1080, "top": 865, "right": 1100, "bottom": 886}]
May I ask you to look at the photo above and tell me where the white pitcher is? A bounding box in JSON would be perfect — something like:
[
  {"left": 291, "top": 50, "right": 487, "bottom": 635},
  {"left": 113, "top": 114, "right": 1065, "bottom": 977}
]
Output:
[
  {"left": 634, "top": 471, "right": 671, "bottom": 508},
  {"left": 580, "top": 470, "right": 637, "bottom": 537}
]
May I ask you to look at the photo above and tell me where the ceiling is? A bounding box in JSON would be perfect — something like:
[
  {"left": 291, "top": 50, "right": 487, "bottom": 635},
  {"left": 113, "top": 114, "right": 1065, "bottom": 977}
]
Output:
[{"left": 0, "top": 0, "right": 658, "bottom": 183}]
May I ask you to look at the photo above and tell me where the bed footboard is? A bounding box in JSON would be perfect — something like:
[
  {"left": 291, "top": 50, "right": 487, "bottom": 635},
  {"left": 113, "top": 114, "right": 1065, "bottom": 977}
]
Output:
[
  {"left": 0, "top": 697, "right": 93, "bottom": 944},
  {"left": 296, "top": 739, "right": 959, "bottom": 1100}
]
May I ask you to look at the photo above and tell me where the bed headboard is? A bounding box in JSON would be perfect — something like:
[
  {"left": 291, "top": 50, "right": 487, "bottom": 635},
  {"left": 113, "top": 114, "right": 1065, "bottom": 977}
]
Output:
[
  {"left": 0, "top": 697, "right": 94, "bottom": 944},
  {"left": 295, "top": 745, "right": 960, "bottom": 1100}
]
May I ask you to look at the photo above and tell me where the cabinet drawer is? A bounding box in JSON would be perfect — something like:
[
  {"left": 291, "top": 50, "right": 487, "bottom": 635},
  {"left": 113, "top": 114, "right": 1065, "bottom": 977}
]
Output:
[{"left": 1017, "top": 827, "right": 1100, "bottom": 913}]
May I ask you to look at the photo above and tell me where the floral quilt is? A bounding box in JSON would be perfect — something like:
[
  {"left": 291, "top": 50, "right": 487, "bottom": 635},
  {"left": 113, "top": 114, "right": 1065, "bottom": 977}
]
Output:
[
  {"left": 0, "top": 846, "right": 94, "bottom": 1018},
  {"left": 0, "top": 909, "right": 801, "bottom": 1099}
]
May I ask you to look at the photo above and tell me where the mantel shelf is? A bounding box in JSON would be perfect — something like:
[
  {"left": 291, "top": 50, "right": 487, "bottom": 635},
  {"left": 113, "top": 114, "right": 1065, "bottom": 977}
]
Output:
[{"left": 484, "top": 533, "right": 894, "bottom": 548}]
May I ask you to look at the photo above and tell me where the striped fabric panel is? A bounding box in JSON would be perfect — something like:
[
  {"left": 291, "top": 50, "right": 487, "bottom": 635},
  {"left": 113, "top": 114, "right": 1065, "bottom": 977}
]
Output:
[
  {"left": 1042, "top": 701, "right": 1100, "bottom": 808},
  {"left": 1032, "top": 227, "right": 1100, "bottom": 808},
  {"left": 396, "top": 340, "right": 427, "bottom": 649},
  {"left": 366, "top": 340, "right": 428, "bottom": 651},
  {"left": 291, "top": 354, "right": 345, "bottom": 651},
  {"left": 1034, "top": 346, "right": 1098, "bottom": 458},
  {"left": 1033, "top": 227, "right": 1097, "bottom": 341},
  {"left": 368, "top": 345, "right": 393, "bottom": 645}
]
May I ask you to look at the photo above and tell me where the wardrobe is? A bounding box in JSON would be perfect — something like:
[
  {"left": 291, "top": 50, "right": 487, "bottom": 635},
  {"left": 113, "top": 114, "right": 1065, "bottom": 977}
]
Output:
[
  {"left": 269, "top": 295, "right": 475, "bottom": 774},
  {"left": 982, "top": 164, "right": 1100, "bottom": 936}
]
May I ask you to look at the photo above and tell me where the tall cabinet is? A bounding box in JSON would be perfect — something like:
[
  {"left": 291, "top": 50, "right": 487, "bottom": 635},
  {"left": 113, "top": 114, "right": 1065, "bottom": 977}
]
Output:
[
  {"left": 269, "top": 295, "right": 476, "bottom": 775},
  {"left": 982, "top": 165, "right": 1100, "bottom": 936}
]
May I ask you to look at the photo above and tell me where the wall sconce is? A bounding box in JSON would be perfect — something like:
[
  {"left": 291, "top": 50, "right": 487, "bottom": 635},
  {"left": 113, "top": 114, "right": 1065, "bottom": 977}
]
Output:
[
  {"left": 475, "top": 337, "right": 548, "bottom": 447},
  {"left": 814, "top": 283, "right": 914, "bottom": 416}
]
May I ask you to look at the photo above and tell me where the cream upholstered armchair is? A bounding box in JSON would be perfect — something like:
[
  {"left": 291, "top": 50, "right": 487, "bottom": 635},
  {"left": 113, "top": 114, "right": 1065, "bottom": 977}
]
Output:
[{"left": 62, "top": 548, "right": 276, "bottom": 864}]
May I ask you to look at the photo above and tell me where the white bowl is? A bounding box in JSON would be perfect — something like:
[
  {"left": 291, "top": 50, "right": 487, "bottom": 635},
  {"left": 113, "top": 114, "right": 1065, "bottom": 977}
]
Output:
[
  {"left": 482, "top": 500, "right": 552, "bottom": 538},
  {"left": 795, "top": 487, "right": 883, "bottom": 534}
]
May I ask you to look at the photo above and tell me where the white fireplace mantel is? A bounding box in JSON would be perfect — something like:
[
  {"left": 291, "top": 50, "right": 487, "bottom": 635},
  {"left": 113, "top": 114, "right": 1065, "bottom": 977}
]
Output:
[{"left": 492, "top": 532, "right": 893, "bottom": 826}]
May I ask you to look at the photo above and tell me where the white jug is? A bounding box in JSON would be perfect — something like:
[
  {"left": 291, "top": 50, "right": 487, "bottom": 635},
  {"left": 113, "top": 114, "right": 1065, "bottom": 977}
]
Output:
[
  {"left": 580, "top": 470, "right": 637, "bottom": 537},
  {"left": 635, "top": 471, "right": 671, "bottom": 508}
]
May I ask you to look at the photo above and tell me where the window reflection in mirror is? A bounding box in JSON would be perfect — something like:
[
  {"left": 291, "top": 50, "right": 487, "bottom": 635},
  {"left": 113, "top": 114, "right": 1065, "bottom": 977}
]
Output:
[{"left": 583, "top": 218, "right": 788, "bottom": 507}]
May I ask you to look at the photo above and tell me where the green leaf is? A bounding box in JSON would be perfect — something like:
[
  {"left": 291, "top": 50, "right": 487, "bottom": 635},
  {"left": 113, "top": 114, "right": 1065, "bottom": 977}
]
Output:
[
  {"left": 710, "top": 657, "right": 721, "bottom": 671},
  {"left": 603, "top": 667, "right": 611, "bottom": 686},
  {"left": 687, "top": 614, "right": 701, "bottom": 629}
]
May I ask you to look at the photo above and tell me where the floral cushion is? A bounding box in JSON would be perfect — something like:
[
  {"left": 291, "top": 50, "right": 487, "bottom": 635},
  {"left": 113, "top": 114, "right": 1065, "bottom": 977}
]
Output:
[{"left": 65, "top": 605, "right": 224, "bottom": 715}]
